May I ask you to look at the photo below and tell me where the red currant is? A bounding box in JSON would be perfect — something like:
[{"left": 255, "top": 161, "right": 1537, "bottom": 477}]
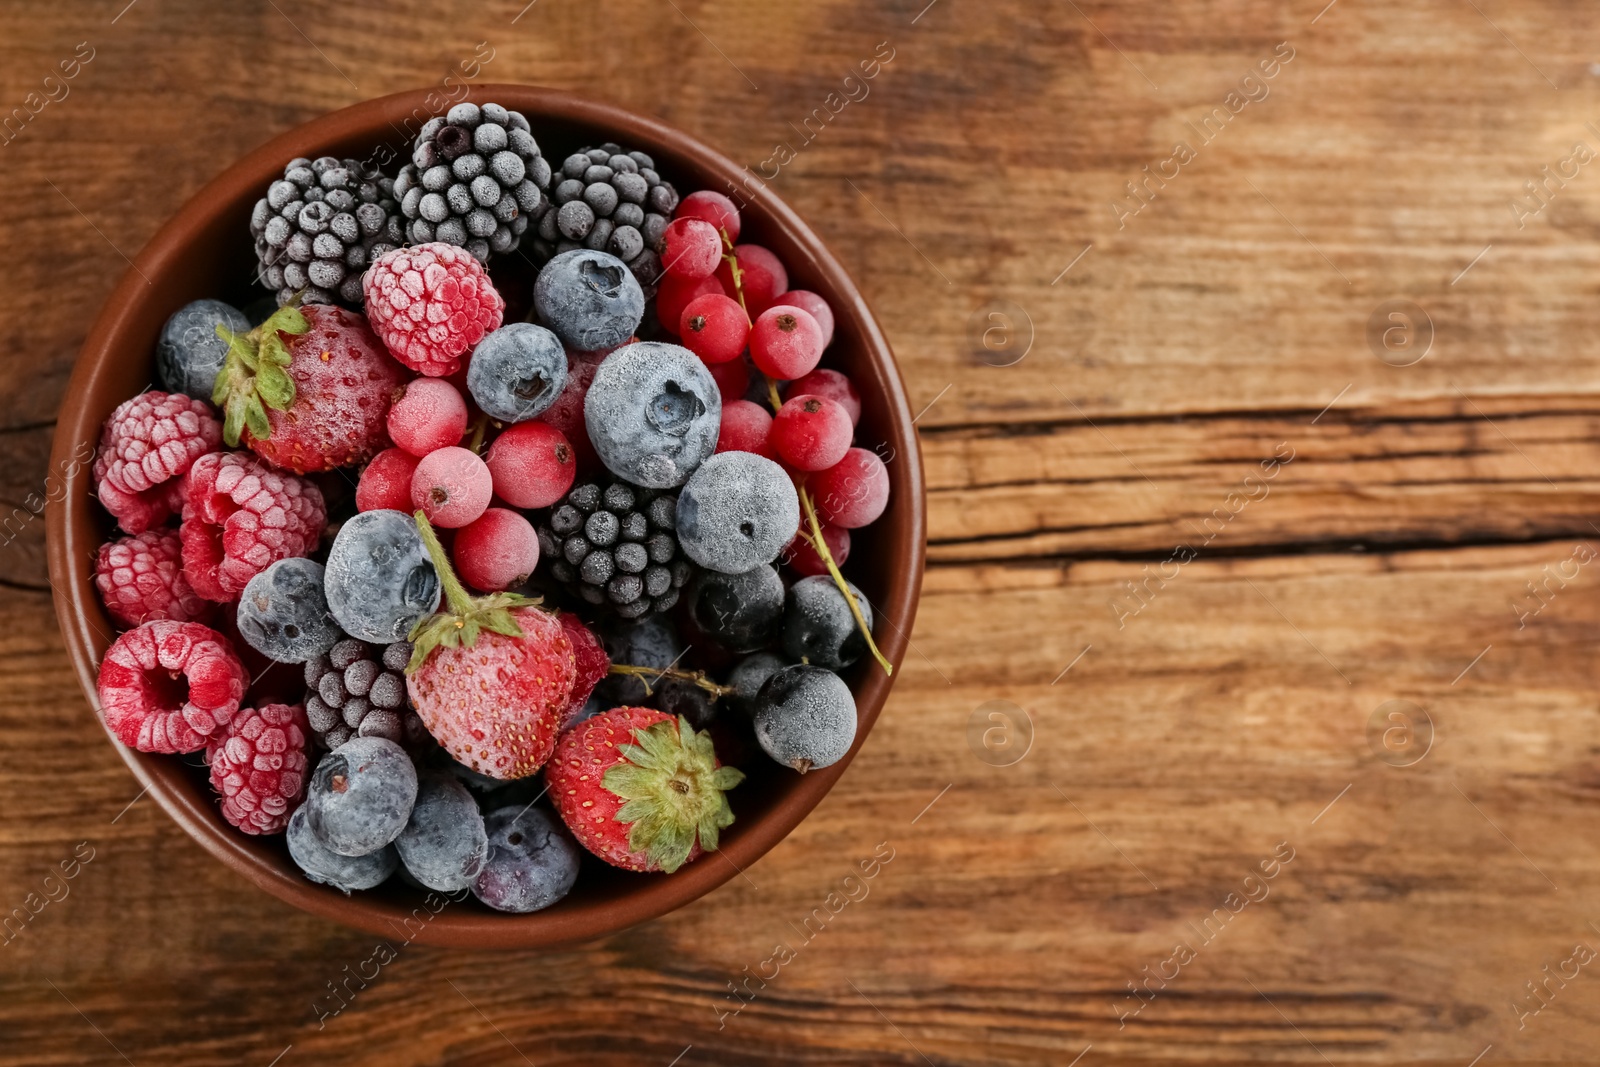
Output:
[
  {"left": 411, "top": 446, "right": 492, "bottom": 528},
  {"left": 770, "top": 394, "right": 852, "bottom": 471},
  {"left": 750, "top": 305, "right": 824, "bottom": 380},
  {"left": 717, "top": 399, "right": 775, "bottom": 458},
  {"left": 708, "top": 357, "right": 751, "bottom": 403},
  {"left": 656, "top": 272, "right": 723, "bottom": 336},
  {"left": 773, "top": 290, "right": 834, "bottom": 349},
  {"left": 680, "top": 293, "right": 750, "bottom": 364},
  {"left": 716, "top": 244, "right": 788, "bottom": 317},
  {"left": 781, "top": 522, "right": 850, "bottom": 577},
  {"left": 661, "top": 217, "right": 722, "bottom": 279},
  {"left": 812, "top": 447, "right": 890, "bottom": 528},
  {"left": 387, "top": 378, "right": 468, "bottom": 457},
  {"left": 787, "top": 368, "right": 860, "bottom": 425},
  {"left": 677, "top": 190, "right": 741, "bottom": 243},
  {"left": 356, "top": 447, "right": 421, "bottom": 512},
  {"left": 453, "top": 508, "right": 541, "bottom": 592},
  {"left": 484, "top": 420, "right": 576, "bottom": 509}
]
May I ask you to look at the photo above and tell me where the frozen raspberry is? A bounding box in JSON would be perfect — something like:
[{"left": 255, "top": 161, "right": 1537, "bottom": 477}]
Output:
[
  {"left": 180, "top": 452, "right": 327, "bottom": 602},
  {"left": 96, "top": 620, "right": 248, "bottom": 753},
  {"left": 750, "top": 305, "right": 824, "bottom": 381},
  {"left": 355, "top": 447, "right": 421, "bottom": 512},
  {"left": 780, "top": 522, "right": 850, "bottom": 577},
  {"left": 556, "top": 610, "right": 609, "bottom": 726},
  {"left": 676, "top": 190, "right": 741, "bottom": 243},
  {"left": 655, "top": 272, "right": 722, "bottom": 337},
  {"left": 717, "top": 399, "right": 774, "bottom": 458},
  {"left": 773, "top": 291, "right": 835, "bottom": 349},
  {"left": 716, "top": 244, "right": 788, "bottom": 318},
  {"left": 787, "top": 367, "right": 857, "bottom": 424},
  {"left": 484, "top": 420, "right": 576, "bottom": 509},
  {"left": 453, "top": 508, "right": 540, "bottom": 591},
  {"left": 771, "top": 394, "right": 853, "bottom": 471},
  {"left": 680, "top": 293, "right": 749, "bottom": 365},
  {"left": 661, "top": 217, "right": 722, "bottom": 279},
  {"left": 411, "top": 445, "right": 492, "bottom": 528},
  {"left": 94, "top": 529, "right": 212, "bottom": 628},
  {"left": 363, "top": 242, "right": 505, "bottom": 377},
  {"left": 387, "top": 378, "right": 468, "bottom": 457},
  {"left": 207, "top": 702, "right": 310, "bottom": 835},
  {"left": 93, "top": 390, "right": 222, "bottom": 534},
  {"left": 812, "top": 447, "right": 890, "bottom": 529}
]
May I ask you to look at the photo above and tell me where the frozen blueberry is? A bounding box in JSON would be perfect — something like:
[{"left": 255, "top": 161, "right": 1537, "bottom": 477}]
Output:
[
  {"left": 598, "top": 614, "right": 682, "bottom": 705},
  {"left": 781, "top": 574, "right": 873, "bottom": 670},
  {"left": 236, "top": 557, "right": 341, "bottom": 663},
  {"left": 472, "top": 806, "right": 581, "bottom": 913},
  {"left": 396, "top": 774, "right": 489, "bottom": 892},
  {"left": 656, "top": 677, "right": 717, "bottom": 730},
  {"left": 533, "top": 248, "right": 644, "bottom": 351},
  {"left": 725, "top": 651, "right": 790, "bottom": 717},
  {"left": 676, "top": 452, "right": 799, "bottom": 574},
  {"left": 325, "top": 509, "right": 441, "bottom": 643},
  {"left": 753, "top": 664, "right": 857, "bottom": 773},
  {"left": 688, "top": 564, "right": 784, "bottom": 652},
  {"left": 306, "top": 737, "right": 419, "bottom": 857},
  {"left": 287, "top": 805, "right": 398, "bottom": 893},
  {"left": 584, "top": 341, "right": 721, "bottom": 488},
  {"left": 466, "top": 323, "right": 568, "bottom": 422},
  {"left": 156, "top": 299, "right": 250, "bottom": 400}
]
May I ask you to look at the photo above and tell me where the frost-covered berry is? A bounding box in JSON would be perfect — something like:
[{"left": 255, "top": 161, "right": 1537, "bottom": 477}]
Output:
[
  {"left": 596, "top": 615, "right": 682, "bottom": 706},
  {"left": 687, "top": 564, "right": 784, "bottom": 653},
  {"left": 355, "top": 448, "right": 420, "bottom": 512},
  {"left": 324, "top": 509, "right": 441, "bottom": 643},
  {"left": 787, "top": 367, "right": 858, "bottom": 425},
  {"left": 675, "top": 451, "right": 799, "bottom": 574},
  {"left": 453, "top": 507, "right": 540, "bottom": 591},
  {"left": 725, "top": 651, "right": 789, "bottom": 717},
  {"left": 472, "top": 805, "right": 580, "bottom": 913},
  {"left": 770, "top": 394, "right": 853, "bottom": 471},
  {"left": 812, "top": 447, "right": 891, "bottom": 529},
  {"left": 781, "top": 574, "right": 873, "bottom": 670},
  {"left": 466, "top": 323, "right": 568, "bottom": 422},
  {"left": 533, "top": 249, "right": 645, "bottom": 352},
  {"left": 677, "top": 189, "right": 742, "bottom": 243},
  {"left": 484, "top": 420, "right": 576, "bottom": 508},
  {"left": 661, "top": 216, "right": 722, "bottom": 279},
  {"left": 236, "top": 557, "right": 341, "bottom": 663},
  {"left": 715, "top": 244, "right": 788, "bottom": 317},
  {"left": 717, "top": 399, "right": 774, "bottom": 458},
  {"left": 585, "top": 341, "right": 721, "bottom": 488},
  {"left": 773, "top": 291, "right": 836, "bottom": 350},
  {"left": 753, "top": 664, "right": 857, "bottom": 773},
  {"left": 680, "top": 292, "right": 750, "bottom": 365},
  {"left": 156, "top": 299, "right": 250, "bottom": 400},
  {"left": 396, "top": 773, "right": 489, "bottom": 892},
  {"left": 411, "top": 445, "right": 492, "bottom": 528},
  {"left": 305, "top": 737, "right": 419, "bottom": 857},
  {"left": 287, "top": 805, "right": 397, "bottom": 892},
  {"left": 387, "top": 378, "right": 468, "bottom": 457},
  {"left": 750, "top": 305, "right": 824, "bottom": 381}
]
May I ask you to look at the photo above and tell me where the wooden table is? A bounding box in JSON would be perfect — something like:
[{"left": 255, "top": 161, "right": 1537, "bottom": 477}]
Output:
[{"left": 4, "top": 0, "right": 1599, "bottom": 1063}]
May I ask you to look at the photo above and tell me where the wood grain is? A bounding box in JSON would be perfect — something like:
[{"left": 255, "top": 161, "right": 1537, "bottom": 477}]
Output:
[{"left": 5, "top": 0, "right": 1600, "bottom": 1063}]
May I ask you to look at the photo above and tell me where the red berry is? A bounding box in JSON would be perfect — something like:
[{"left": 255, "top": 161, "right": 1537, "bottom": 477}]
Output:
[
  {"left": 363, "top": 242, "right": 505, "bottom": 377},
  {"left": 677, "top": 190, "right": 741, "bottom": 243},
  {"left": 716, "top": 244, "right": 788, "bottom": 317},
  {"left": 660, "top": 217, "right": 723, "bottom": 279},
  {"left": 96, "top": 620, "right": 247, "bottom": 753},
  {"left": 750, "top": 306, "right": 824, "bottom": 381},
  {"left": 485, "top": 421, "right": 577, "bottom": 509},
  {"left": 717, "top": 399, "right": 775, "bottom": 458},
  {"left": 679, "top": 293, "right": 750, "bottom": 365},
  {"left": 708, "top": 358, "right": 751, "bottom": 403},
  {"left": 770, "top": 394, "right": 853, "bottom": 471},
  {"left": 453, "top": 508, "right": 540, "bottom": 591},
  {"left": 93, "top": 390, "right": 222, "bottom": 534},
  {"left": 387, "top": 378, "right": 468, "bottom": 457},
  {"left": 773, "top": 290, "right": 835, "bottom": 349},
  {"left": 355, "top": 447, "right": 421, "bottom": 512},
  {"left": 411, "top": 445, "right": 492, "bottom": 528},
  {"left": 207, "top": 702, "right": 310, "bottom": 835},
  {"left": 95, "top": 529, "right": 212, "bottom": 629},
  {"left": 812, "top": 447, "right": 890, "bottom": 528},
  {"left": 656, "top": 273, "right": 722, "bottom": 337},
  {"left": 556, "top": 611, "right": 610, "bottom": 728},
  {"left": 781, "top": 522, "right": 850, "bottom": 577},
  {"left": 536, "top": 348, "right": 606, "bottom": 473},
  {"left": 787, "top": 368, "right": 860, "bottom": 425},
  {"left": 179, "top": 452, "right": 327, "bottom": 603}
]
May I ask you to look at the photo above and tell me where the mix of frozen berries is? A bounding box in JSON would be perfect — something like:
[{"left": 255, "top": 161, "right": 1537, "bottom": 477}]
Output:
[{"left": 86, "top": 120, "right": 898, "bottom": 915}]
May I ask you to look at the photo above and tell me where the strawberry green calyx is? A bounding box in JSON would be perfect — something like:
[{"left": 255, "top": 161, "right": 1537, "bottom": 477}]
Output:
[
  {"left": 605, "top": 716, "right": 744, "bottom": 873},
  {"left": 406, "top": 510, "right": 541, "bottom": 673},
  {"left": 213, "top": 304, "right": 310, "bottom": 447}
]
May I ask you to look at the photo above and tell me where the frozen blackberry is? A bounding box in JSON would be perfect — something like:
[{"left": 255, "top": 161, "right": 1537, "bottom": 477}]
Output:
[
  {"left": 304, "top": 637, "right": 432, "bottom": 752},
  {"left": 393, "top": 101, "right": 552, "bottom": 264},
  {"left": 533, "top": 143, "right": 679, "bottom": 297},
  {"left": 537, "top": 478, "right": 695, "bottom": 619},
  {"left": 250, "top": 155, "right": 404, "bottom": 306}
]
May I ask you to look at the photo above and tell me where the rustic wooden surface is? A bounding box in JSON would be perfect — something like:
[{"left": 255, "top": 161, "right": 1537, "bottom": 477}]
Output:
[{"left": 4, "top": 0, "right": 1600, "bottom": 1063}]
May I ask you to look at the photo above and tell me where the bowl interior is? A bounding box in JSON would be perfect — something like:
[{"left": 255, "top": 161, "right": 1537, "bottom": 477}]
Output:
[{"left": 47, "top": 85, "right": 924, "bottom": 948}]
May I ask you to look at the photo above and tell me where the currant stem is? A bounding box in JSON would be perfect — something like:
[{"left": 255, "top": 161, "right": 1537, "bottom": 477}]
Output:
[
  {"left": 412, "top": 510, "right": 477, "bottom": 618},
  {"left": 721, "top": 227, "right": 751, "bottom": 322},
  {"left": 467, "top": 412, "right": 490, "bottom": 455},
  {"left": 608, "top": 663, "right": 736, "bottom": 699},
  {"left": 797, "top": 484, "right": 892, "bottom": 676}
]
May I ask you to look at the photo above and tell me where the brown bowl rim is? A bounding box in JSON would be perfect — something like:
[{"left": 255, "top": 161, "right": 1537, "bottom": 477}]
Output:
[{"left": 45, "top": 85, "right": 925, "bottom": 949}]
